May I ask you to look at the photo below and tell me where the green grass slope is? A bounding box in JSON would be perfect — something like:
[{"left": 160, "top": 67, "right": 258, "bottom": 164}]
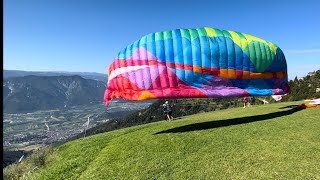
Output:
[{"left": 31, "top": 101, "right": 320, "bottom": 179}]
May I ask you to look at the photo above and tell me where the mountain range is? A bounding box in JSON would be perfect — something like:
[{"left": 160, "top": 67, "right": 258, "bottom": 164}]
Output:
[
  {"left": 3, "top": 70, "right": 108, "bottom": 83},
  {"left": 3, "top": 75, "right": 106, "bottom": 113}
]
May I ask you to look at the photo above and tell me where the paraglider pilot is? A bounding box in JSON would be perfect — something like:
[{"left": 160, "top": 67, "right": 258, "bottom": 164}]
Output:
[
  {"left": 162, "top": 101, "right": 174, "bottom": 121},
  {"left": 243, "top": 97, "right": 248, "bottom": 108}
]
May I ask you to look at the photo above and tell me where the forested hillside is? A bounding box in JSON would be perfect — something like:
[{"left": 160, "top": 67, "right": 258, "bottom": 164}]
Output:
[{"left": 283, "top": 69, "right": 320, "bottom": 101}]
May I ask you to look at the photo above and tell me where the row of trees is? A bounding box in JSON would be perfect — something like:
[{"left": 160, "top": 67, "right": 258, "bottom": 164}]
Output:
[{"left": 282, "top": 69, "right": 320, "bottom": 101}]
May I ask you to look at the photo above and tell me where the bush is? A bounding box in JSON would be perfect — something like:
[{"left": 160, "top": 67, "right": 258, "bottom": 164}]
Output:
[
  {"left": 3, "top": 146, "right": 54, "bottom": 180},
  {"left": 3, "top": 161, "right": 31, "bottom": 180}
]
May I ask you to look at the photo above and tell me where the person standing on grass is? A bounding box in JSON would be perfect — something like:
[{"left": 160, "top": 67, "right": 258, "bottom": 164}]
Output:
[
  {"left": 243, "top": 97, "right": 248, "bottom": 108},
  {"left": 162, "top": 101, "right": 174, "bottom": 121}
]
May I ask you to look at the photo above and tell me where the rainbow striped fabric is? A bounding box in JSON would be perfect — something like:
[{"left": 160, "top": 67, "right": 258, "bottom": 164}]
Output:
[{"left": 104, "top": 27, "right": 289, "bottom": 105}]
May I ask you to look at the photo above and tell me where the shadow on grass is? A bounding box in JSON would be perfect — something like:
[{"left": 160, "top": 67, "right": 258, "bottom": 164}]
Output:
[{"left": 154, "top": 107, "right": 304, "bottom": 134}]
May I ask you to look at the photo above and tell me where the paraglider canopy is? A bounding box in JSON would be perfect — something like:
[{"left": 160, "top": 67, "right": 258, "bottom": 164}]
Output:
[{"left": 104, "top": 27, "right": 290, "bottom": 105}]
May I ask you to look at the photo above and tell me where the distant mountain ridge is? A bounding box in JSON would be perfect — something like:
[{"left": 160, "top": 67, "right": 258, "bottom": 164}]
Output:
[
  {"left": 3, "top": 70, "right": 108, "bottom": 83},
  {"left": 3, "top": 75, "right": 106, "bottom": 113}
]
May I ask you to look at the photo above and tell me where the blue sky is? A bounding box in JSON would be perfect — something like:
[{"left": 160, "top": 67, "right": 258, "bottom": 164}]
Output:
[{"left": 4, "top": 0, "right": 320, "bottom": 79}]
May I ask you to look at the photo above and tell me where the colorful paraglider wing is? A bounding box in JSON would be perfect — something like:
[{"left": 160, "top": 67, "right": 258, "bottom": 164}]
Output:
[
  {"left": 104, "top": 27, "right": 290, "bottom": 105},
  {"left": 304, "top": 98, "right": 320, "bottom": 105}
]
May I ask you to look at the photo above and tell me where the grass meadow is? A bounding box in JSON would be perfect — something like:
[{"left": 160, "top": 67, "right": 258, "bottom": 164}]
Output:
[{"left": 5, "top": 101, "right": 320, "bottom": 179}]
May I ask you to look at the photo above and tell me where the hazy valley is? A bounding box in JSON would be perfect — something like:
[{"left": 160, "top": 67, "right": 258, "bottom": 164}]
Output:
[{"left": 3, "top": 71, "right": 153, "bottom": 165}]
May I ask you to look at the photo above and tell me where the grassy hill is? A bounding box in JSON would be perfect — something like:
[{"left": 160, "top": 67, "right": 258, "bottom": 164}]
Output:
[{"left": 4, "top": 101, "right": 320, "bottom": 179}]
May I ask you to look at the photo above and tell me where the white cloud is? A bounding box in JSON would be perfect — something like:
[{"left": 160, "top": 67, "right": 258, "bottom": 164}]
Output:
[{"left": 284, "top": 49, "right": 320, "bottom": 54}]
